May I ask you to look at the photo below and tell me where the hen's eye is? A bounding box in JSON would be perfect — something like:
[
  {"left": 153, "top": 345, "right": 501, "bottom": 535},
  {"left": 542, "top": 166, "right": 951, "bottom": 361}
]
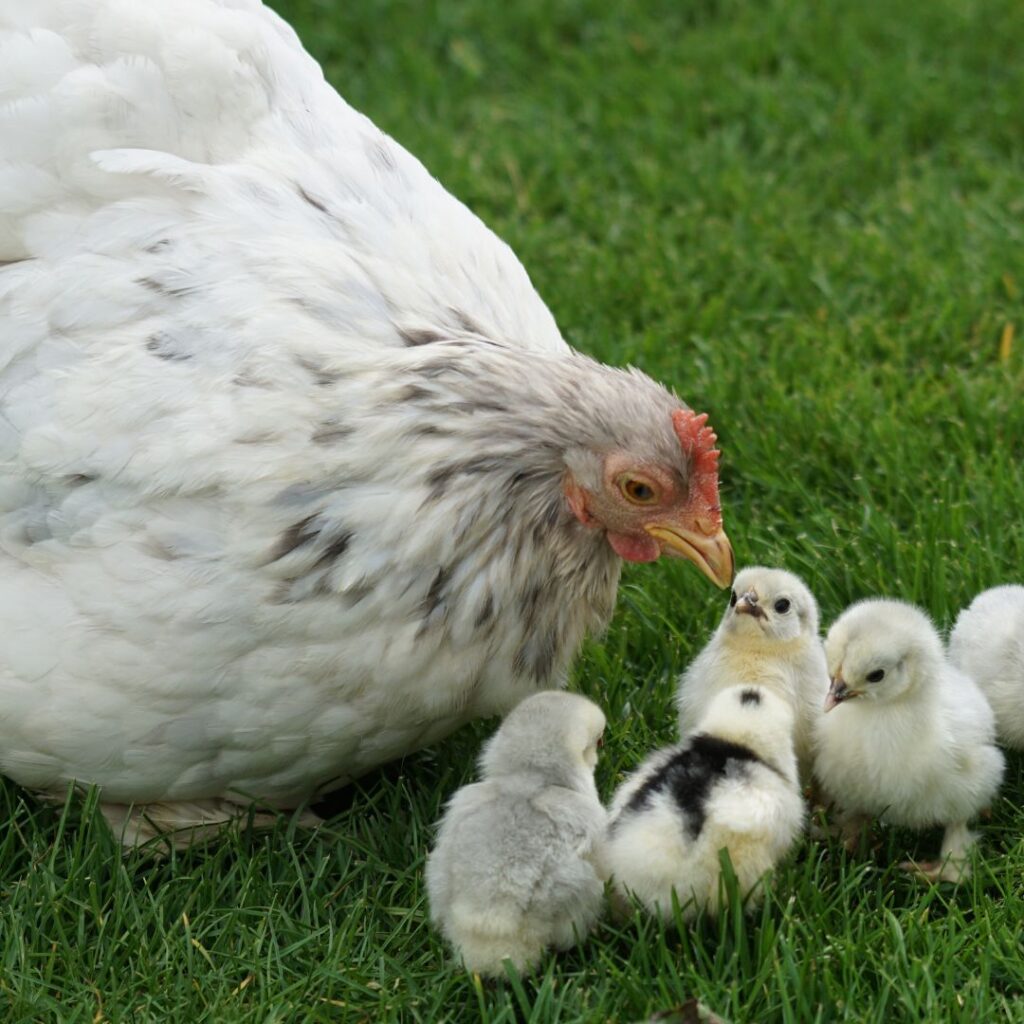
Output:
[
  {"left": 620, "top": 478, "right": 658, "bottom": 504},
  {"left": 866, "top": 669, "right": 885, "bottom": 683},
  {"left": 774, "top": 598, "right": 791, "bottom": 614},
  {"left": 729, "top": 590, "right": 738, "bottom": 607}
]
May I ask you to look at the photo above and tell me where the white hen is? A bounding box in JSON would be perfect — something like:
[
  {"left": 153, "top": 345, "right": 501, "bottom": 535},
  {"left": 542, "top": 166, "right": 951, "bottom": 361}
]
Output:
[
  {"left": 815, "top": 599, "right": 1004, "bottom": 883},
  {"left": 949, "top": 585, "right": 1024, "bottom": 750},
  {"left": 676, "top": 565, "right": 828, "bottom": 780},
  {"left": 0, "top": 2, "right": 735, "bottom": 844},
  {"left": 425, "top": 691, "right": 607, "bottom": 977}
]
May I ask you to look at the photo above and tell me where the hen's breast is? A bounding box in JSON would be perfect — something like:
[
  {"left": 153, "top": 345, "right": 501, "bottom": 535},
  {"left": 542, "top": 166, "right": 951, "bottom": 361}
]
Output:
[
  {"left": 0, "top": 338, "right": 622, "bottom": 802},
  {"left": 0, "top": 501, "right": 610, "bottom": 805}
]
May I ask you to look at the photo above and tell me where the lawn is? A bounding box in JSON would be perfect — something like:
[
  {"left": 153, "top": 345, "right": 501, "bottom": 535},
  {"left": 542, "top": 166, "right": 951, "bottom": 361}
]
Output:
[{"left": 3, "top": 0, "right": 1024, "bottom": 1020}]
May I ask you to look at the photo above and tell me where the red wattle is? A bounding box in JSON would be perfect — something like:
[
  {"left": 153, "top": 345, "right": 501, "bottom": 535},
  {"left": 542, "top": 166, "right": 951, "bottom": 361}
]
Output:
[{"left": 607, "top": 531, "right": 661, "bottom": 563}]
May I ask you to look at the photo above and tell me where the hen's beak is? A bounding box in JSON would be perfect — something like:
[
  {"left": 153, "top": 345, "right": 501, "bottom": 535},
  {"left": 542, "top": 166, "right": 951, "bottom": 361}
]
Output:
[
  {"left": 645, "top": 524, "right": 734, "bottom": 588},
  {"left": 824, "top": 672, "right": 861, "bottom": 713}
]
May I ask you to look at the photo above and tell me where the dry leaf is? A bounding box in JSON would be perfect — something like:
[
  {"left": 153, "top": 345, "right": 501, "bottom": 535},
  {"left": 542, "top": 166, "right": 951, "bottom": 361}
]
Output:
[
  {"left": 636, "top": 998, "right": 732, "bottom": 1024},
  {"left": 999, "top": 322, "right": 1014, "bottom": 362}
]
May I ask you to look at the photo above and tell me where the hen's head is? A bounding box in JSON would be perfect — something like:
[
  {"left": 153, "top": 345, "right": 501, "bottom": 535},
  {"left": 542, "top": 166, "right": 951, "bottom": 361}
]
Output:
[{"left": 562, "top": 406, "right": 733, "bottom": 587}]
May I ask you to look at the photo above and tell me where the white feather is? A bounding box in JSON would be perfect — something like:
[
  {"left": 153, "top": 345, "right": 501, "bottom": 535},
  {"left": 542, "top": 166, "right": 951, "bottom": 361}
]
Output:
[
  {"left": 814, "top": 599, "right": 1004, "bottom": 881},
  {"left": 0, "top": 1, "right": 568, "bottom": 806},
  {"left": 948, "top": 584, "right": 1024, "bottom": 750}
]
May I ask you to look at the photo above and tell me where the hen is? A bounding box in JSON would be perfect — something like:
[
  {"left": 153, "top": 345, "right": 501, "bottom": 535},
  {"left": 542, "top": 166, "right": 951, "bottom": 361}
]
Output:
[{"left": 0, "top": 0, "right": 733, "bottom": 844}]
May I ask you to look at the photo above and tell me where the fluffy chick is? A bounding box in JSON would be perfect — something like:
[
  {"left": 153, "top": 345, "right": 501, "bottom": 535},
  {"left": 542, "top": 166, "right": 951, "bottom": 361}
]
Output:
[
  {"left": 949, "top": 585, "right": 1024, "bottom": 750},
  {"left": 605, "top": 685, "right": 804, "bottom": 921},
  {"left": 425, "top": 691, "right": 607, "bottom": 977},
  {"left": 815, "top": 599, "right": 1004, "bottom": 882},
  {"left": 677, "top": 565, "right": 829, "bottom": 780}
]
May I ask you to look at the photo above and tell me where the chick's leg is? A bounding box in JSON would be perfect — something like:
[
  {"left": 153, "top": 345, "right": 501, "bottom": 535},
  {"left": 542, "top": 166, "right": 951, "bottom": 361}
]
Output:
[
  {"left": 807, "top": 804, "right": 872, "bottom": 851},
  {"left": 900, "top": 821, "right": 975, "bottom": 884},
  {"left": 838, "top": 811, "right": 875, "bottom": 853}
]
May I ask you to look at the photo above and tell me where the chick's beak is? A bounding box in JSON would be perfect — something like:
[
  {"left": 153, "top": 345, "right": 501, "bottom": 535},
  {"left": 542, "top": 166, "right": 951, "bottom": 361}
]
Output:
[
  {"left": 645, "top": 523, "right": 734, "bottom": 588},
  {"left": 734, "top": 590, "right": 766, "bottom": 619},
  {"left": 824, "top": 673, "right": 860, "bottom": 713}
]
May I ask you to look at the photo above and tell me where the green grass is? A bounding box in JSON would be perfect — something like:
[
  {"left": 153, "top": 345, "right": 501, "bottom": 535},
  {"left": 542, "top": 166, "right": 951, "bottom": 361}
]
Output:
[{"left": 4, "top": 0, "right": 1024, "bottom": 1020}]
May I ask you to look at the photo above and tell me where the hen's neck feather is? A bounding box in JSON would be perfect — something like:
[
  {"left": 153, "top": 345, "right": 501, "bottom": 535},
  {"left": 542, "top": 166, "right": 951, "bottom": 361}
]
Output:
[{"left": 261, "top": 340, "right": 658, "bottom": 686}]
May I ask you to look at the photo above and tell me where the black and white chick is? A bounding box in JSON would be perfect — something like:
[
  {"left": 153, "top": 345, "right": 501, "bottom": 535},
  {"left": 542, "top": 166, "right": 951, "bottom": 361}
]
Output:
[
  {"left": 676, "top": 566, "right": 829, "bottom": 780},
  {"left": 949, "top": 585, "right": 1024, "bottom": 750},
  {"left": 425, "top": 691, "right": 607, "bottom": 977},
  {"left": 815, "top": 599, "right": 1005, "bottom": 883},
  {"left": 604, "top": 685, "right": 804, "bottom": 921}
]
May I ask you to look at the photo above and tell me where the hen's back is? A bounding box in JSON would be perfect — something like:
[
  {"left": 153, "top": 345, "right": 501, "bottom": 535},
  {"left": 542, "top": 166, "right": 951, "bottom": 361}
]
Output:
[{"left": 0, "top": 0, "right": 565, "bottom": 348}]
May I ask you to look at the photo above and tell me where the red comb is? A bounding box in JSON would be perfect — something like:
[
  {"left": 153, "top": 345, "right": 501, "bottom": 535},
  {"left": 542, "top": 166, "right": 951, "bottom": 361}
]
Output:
[
  {"left": 672, "top": 408, "right": 723, "bottom": 526},
  {"left": 672, "top": 409, "right": 720, "bottom": 476}
]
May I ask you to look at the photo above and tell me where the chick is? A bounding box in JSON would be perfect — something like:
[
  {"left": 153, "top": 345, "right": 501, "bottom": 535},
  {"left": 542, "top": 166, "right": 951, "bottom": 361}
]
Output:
[
  {"left": 424, "top": 691, "right": 607, "bottom": 977},
  {"left": 949, "top": 585, "right": 1024, "bottom": 750},
  {"left": 605, "top": 685, "right": 804, "bottom": 921},
  {"left": 676, "top": 565, "right": 829, "bottom": 781},
  {"left": 815, "top": 599, "right": 1005, "bottom": 882}
]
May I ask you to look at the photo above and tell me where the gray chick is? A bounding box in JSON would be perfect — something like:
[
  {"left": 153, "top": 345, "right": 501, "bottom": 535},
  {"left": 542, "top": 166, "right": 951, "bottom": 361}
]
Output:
[{"left": 425, "top": 691, "right": 607, "bottom": 976}]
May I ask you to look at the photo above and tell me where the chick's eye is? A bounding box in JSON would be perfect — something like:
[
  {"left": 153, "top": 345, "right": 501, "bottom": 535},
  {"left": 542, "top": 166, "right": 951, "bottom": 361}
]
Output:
[
  {"left": 866, "top": 669, "right": 885, "bottom": 683},
  {"left": 620, "top": 478, "right": 658, "bottom": 504},
  {"left": 774, "top": 598, "right": 791, "bottom": 614},
  {"left": 729, "top": 589, "right": 737, "bottom": 607}
]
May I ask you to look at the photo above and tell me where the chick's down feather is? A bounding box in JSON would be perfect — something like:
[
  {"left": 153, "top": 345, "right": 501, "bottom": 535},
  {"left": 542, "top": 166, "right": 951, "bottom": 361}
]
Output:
[
  {"left": 606, "top": 685, "right": 804, "bottom": 921},
  {"left": 815, "top": 599, "right": 1004, "bottom": 882},
  {"left": 677, "top": 566, "right": 828, "bottom": 781},
  {"left": 949, "top": 585, "right": 1024, "bottom": 750},
  {"left": 425, "top": 692, "right": 608, "bottom": 976}
]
